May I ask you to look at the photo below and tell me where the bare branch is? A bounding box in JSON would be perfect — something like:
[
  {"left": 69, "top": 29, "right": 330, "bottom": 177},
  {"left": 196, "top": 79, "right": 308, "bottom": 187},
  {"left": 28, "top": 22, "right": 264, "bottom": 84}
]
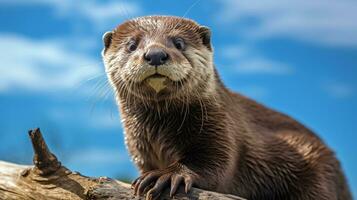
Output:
[{"left": 0, "top": 128, "right": 245, "bottom": 200}]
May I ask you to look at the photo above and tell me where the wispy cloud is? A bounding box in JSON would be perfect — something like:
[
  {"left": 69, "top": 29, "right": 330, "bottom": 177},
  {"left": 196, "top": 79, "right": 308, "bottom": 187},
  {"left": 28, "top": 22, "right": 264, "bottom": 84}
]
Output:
[
  {"left": 68, "top": 148, "right": 128, "bottom": 165},
  {"left": 235, "top": 58, "right": 293, "bottom": 75},
  {"left": 49, "top": 106, "right": 121, "bottom": 129},
  {"left": 237, "top": 85, "right": 269, "bottom": 99},
  {"left": 217, "top": 0, "right": 357, "bottom": 47},
  {"left": 0, "top": 0, "right": 141, "bottom": 28},
  {"left": 78, "top": 2, "right": 139, "bottom": 25},
  {"left": 65, "top": 147, "right": 138, "bottom": 178},
  {"left": 220, "top": 46, "right": 248, "bottom": 60},
  {"left": 323, "top": 82, "right": 355, "bottom": 99},
  {"left": 220, "top": 46, "right": 294, "bottom": 75},
  {"left": 0, "top": 34, "right": 101, "bottom": 93}
]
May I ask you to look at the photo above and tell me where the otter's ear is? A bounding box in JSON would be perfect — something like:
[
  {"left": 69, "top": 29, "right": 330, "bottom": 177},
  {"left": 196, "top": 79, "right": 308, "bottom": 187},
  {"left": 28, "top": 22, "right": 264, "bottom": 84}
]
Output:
[
  {"left": 199, "top": 26, "right": 212, "bottom": 50},
  {"left": 102, "top": 31, "right": 113, "bottom": 53}
]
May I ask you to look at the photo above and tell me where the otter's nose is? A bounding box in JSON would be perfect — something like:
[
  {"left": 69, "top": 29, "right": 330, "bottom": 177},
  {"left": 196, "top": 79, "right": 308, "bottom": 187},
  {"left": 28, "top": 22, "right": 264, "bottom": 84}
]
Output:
[{"left": 144, "top": 48, "right": 169, "bottom": 66}]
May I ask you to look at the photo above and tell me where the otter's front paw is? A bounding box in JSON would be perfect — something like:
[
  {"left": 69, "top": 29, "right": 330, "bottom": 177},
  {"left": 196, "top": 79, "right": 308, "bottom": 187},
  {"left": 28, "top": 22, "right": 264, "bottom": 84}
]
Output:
[{"left": 132, "top": 163, "right": 198, "bottom": 200}]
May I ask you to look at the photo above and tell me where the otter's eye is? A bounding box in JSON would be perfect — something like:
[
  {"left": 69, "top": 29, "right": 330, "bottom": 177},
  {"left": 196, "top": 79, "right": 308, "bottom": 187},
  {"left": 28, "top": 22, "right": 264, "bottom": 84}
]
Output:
[
  {"left": 173, "top": 37, "right": 185, "bottom": 50},
  {"left": 127, "top": 40, "right": 137, "bottom": 52}
]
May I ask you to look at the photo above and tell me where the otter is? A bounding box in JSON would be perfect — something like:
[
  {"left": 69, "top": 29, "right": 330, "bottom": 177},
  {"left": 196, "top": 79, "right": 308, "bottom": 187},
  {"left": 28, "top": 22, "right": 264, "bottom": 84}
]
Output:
[{"left": 101, "top": 16, "right": 352, "bottom": 200}]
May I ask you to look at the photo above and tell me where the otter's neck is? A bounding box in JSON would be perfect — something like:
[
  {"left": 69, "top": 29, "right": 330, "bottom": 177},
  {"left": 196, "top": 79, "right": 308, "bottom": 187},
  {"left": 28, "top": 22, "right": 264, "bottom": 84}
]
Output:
[
  {"left": 116, "top": 86, "right": 227, "bottom": 135},
  {"left": 120, "top": 93, "right": 219, "bottom": 117}
]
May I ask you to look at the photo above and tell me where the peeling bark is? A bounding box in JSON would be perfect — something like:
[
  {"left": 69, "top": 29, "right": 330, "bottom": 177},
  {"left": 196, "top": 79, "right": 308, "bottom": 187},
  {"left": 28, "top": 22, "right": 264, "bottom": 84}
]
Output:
[{"left": 0, "top": 128, "right": 245, "bottom": 200}]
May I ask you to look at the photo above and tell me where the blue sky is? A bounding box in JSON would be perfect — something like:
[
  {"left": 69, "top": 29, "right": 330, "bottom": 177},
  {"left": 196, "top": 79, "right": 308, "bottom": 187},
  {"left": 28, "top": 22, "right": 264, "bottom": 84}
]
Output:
[{"left": 0, "top": 0, "right": 356, "bottom": 196}]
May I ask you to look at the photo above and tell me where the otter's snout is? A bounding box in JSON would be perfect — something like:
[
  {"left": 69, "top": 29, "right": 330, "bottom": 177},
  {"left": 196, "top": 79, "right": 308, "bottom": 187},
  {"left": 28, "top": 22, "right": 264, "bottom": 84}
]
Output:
[{"left": 144, "top": 48, "right": 169, "bottom": 66}]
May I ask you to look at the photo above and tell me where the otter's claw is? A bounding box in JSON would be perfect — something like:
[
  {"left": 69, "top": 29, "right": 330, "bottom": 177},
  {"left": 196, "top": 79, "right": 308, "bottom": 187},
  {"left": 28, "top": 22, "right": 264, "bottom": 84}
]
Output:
[{"left": 132, "top": 163, "right": 197, "bottom": 200}]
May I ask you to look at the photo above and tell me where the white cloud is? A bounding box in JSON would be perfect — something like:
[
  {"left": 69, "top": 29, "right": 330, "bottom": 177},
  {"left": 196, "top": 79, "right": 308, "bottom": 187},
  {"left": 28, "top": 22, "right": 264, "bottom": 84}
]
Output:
[
  {"left": 49, "top": 105, "right": 121, "bottom": 129},
  {"left": 0, "top": 34, "right": 102, "bottom": 93},
  {"left": 0, "top": 0, "right": 140, "bottom": 28},
  {"left": 220, "top": 46, "right": 248, "bottom": 60},
  {"left": 323, "top": 82, "right": 355, "bottom": 99},
  {"left": 235, "top": 57, "right": 293, "bottom": 75},
  {"left": 218, "top": 0, "right": 357, "bottom": 47},
  {"left": 237, "top": 85, "right": 268, "bottom": 99},
  {"left": 68, "top": 148, "right": 128, "bottom": 165},
  {"left": 79, "top": 2, "right": 139, "bottom": 24},
  {"left": 219, "top": 46, "right": 294, "bottom": 75},
  {"left": 65, "top": 147, "right": 138, "bottom": 178}
]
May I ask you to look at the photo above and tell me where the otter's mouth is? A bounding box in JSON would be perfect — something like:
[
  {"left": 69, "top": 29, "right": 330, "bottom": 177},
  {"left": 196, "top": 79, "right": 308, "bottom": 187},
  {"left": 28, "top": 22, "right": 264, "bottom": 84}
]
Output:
[
  {"left": 126, "top": 73, "right": 189, "bottom": 100},
  {"left": 146, "top": 73, "right": 167, "bottom": 79},
  {"left": 131, "top": 69, "right": 189, "bottom": 98},
  {"left": 144, "top": 73, "right": 169, "bottom": 93}
]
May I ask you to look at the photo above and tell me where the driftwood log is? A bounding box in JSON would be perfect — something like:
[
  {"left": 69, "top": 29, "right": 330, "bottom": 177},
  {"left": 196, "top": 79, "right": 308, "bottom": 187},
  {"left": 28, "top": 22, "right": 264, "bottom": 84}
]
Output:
[{"left": 0, "top": 128, "right": 245, "bottom": 200}]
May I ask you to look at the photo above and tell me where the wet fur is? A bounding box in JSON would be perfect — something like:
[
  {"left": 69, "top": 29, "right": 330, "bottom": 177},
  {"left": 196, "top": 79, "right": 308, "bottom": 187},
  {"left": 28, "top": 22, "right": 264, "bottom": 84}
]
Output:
[{"left": 103, "top": 16, "right": 352, "bottom": 200}]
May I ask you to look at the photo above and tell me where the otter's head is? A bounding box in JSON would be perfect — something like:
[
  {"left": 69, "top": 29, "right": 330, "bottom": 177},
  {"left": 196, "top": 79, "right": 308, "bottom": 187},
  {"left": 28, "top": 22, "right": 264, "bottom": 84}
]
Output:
[{"left": 102, "top": 16, "right": 215, "bottom": 101}]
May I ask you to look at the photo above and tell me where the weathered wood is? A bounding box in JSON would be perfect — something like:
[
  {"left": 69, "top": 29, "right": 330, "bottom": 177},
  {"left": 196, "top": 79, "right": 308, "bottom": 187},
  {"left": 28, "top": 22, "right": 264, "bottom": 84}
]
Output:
[{"left": 0, "top": 128, "right": 245, "bottom": 200}]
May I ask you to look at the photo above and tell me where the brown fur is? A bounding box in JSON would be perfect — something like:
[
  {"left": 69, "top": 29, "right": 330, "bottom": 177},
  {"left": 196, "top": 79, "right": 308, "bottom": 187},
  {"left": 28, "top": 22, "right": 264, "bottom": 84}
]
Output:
[{"left": 102, "top": 16, "right": 352, "bottom": 200}]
